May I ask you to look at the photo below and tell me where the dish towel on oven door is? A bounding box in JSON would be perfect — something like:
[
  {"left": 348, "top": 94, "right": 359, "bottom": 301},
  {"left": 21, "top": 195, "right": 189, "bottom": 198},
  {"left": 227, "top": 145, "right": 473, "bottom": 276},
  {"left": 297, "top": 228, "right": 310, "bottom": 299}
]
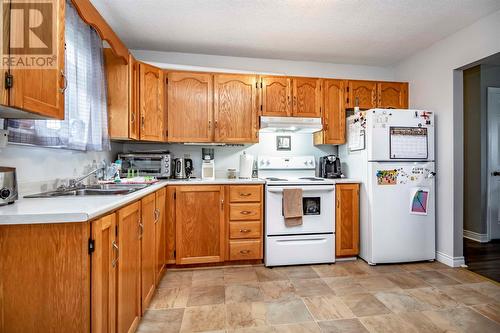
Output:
[{"left": 283, "top": 188, "right": 303, "bottom": 226}]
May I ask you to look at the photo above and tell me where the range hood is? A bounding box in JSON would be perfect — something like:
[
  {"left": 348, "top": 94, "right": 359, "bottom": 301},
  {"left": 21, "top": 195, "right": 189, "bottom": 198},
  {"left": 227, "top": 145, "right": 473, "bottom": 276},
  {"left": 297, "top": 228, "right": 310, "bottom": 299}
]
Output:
[{"left": 259, "top": 116, "right": 322, "bottom": 133}]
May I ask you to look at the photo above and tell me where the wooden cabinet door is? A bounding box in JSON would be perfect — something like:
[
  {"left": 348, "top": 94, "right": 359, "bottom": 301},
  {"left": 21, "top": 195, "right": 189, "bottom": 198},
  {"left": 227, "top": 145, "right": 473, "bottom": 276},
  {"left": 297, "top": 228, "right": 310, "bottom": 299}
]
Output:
[
  {"left": 9, "top": 0, "right": 65, "bottom": 119},
  {"left": 117, "top": 202, "right": 141, "bottom": 333},
  {"left": 377, "top": 82, "right": 408, "bottom": 109},
  {"left": 322, "top": 79, "right": 346, "bottom": 144},
  {"left": 92, "top": 213, "right": 117, "bottom": 333},
  {"left": 347, "top": 80, "right": 377, "bottom": 110},
  {"left": 141, "top": 193, "right": 156, "bottom": 312},
  {"left": 214, "top": 74, "right": 258, "bottom": 143},
  {"left": 139, "top": 63, "right": 165, "bottom": 141},
  {"left": 176, "top": 185, "right": 225, "bottom": 264},
  {"left": 154, "top": 188, "right": 167, "bottom": 284},
  {"left": 261, "top": 76, "right": 291, "bottom": 116},
  {"left": 167, "top": 72, "right": 213, "bottom": 142},
  {"left": 335, "top": 184, "right": 360, "bottom": 257},
  {"left": 292, "top": 78, "right": 321, "bottom": 117}
]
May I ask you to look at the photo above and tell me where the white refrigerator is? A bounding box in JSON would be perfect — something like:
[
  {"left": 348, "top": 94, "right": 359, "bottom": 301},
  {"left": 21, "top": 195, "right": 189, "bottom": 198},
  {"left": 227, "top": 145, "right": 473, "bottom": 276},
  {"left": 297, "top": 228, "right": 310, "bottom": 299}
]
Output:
[{"left": 339, "top": 109, "right": 436, "bottom": 264}]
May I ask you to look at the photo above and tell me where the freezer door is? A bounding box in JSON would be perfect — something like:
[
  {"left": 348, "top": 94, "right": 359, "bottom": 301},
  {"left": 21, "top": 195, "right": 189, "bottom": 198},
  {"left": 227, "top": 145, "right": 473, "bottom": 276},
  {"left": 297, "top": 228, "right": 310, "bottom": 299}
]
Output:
[
  {"left": 366, "top": 109, "right": 435, "bottom": 162},
  {"left": 367, "top": 161, "right": 435, "bottom": 264}
]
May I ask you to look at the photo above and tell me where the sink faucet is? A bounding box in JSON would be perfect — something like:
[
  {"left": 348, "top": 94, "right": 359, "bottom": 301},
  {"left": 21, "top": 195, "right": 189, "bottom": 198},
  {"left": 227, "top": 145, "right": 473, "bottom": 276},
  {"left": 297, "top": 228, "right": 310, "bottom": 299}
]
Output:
[{"left": 68, "top": 167, "right": 105, "bottom": 188}]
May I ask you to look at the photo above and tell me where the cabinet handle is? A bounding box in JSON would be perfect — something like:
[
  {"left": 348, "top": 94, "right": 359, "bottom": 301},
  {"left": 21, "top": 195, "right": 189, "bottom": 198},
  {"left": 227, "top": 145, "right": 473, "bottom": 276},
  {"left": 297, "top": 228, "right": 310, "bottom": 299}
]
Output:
[
  {"left": 141, "top": 115, "right": 145, "bottom": 130},
  {"left": 60, "top": 70, "right": 68, "bottom": 94},
  {"left": 154, "top": 208, "right": 160, "bottom": 223},
  {"left": 293, "top": 95, "right": 297, "bottom": 106},
  {"left": 240, "top": 210, "right": 253, "bottom": 215},
  {"left": 240, "top": 229, "right": 251, "bottom": 233},
  {"left": 112, "top": 241, "right": 119, "bottom": 267},
  {"left": 139, "top": 221, "right": 144, "bottom": 239},
  {"left": 239, "top": 250, "right": 251, "bottom": 254},
  {"left": 239, "top": 192, "right": 252, "bottom": 197},
  {"left": 221, "top": 199, "right": 224, "bottom": 210},
  {"left": 208, "top": 121, "right": 212, "bottom": 130},
  {"left": 214, "top": 120, "right": 218, "bottom": 128},
  {"left": 336, "top": 200, "right": 340, "bottom": 209}
]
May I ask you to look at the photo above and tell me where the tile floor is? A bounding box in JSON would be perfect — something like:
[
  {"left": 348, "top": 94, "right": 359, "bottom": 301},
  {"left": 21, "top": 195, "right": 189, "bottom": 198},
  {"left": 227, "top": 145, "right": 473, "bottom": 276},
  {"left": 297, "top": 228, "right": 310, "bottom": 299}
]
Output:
[{"left": 137, "top": 260, "right": 500, "bottom": 333}]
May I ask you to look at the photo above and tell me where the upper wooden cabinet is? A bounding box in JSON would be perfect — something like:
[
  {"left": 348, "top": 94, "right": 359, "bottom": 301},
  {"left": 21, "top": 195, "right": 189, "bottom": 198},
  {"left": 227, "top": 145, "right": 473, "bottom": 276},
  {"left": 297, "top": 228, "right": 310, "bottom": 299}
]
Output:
[
  {"left": 346, "top": 80, "right": 378, "bottom": 110},
  {"left": 261, "top": 76, "right": 291, "bottom": 117},
  {"left": 335, "top": 183, "right": 360, "bottom": 257},
  {"left": 139, "top": 63, "right": 165, "bottom": 141},
  {"left": 314, "top": 79, "right": 346, "bottom": 145},
  {"left": 377, "top": 82, "right": 408, "bottom": 109},
  {"left": 175, "top": 185, "right": 225, "bottom": 265},
  {"left": 214, "top": 74, "right": 259, "bottom": 143},
  {"left": 292, "top": 78, "right": 321, "bottom": 117},
  {"left": 167, "top": 72, "right": 213, "bottom": 142}
]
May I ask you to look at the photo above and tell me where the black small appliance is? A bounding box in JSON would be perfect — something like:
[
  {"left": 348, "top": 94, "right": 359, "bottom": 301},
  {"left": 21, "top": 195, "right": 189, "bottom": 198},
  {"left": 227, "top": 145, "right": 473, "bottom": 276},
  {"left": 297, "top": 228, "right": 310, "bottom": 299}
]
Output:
[{"left": 319, "top": 155, "right": 341, "bottom": 179}]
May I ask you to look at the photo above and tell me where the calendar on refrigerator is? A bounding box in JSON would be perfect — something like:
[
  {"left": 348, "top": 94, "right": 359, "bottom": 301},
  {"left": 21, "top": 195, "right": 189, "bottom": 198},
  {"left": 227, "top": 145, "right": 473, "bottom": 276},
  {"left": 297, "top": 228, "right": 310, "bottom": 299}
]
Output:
[{"left": 389, "top": 127, "right": 428, "bottom": 159}]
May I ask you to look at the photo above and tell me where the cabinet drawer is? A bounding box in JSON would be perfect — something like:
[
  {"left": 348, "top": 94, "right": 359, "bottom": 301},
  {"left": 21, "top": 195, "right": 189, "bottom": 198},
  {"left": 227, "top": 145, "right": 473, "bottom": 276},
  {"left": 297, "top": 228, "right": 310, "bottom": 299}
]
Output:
[
  {"left": 229, "top": 185, "right": 261, "bottom": 202},
  {"left": 229, "top": 221, "right": 261, "bottom": 239},
  {"left": 229, "top": 203, "right": 261, "bottom": 220},
  {"left": 229, "top": 240, "right": 261, "bottom": 260}
]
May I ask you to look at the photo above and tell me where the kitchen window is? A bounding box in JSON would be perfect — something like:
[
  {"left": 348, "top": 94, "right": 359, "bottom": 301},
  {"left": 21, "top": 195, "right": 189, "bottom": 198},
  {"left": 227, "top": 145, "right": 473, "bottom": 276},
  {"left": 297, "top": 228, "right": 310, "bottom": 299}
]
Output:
[{"left": 6, "top": 0, "right": 109, "bottom": 152}]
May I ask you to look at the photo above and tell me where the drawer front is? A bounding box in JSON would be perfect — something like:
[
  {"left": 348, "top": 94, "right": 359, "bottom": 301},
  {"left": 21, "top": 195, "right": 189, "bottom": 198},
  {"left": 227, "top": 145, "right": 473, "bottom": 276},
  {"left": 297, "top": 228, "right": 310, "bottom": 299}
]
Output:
[
  {"left": 229, "top": 221, "right": 261, "bottom": 239},
  {"left": 229, "top": 203, "right": 261, "bottom": 220},
  {"left": 229, "top": 240, "right": 261, "bottom": 260},
  {"left": 229, "top": 185, "right": 262, "bottom": 202}
]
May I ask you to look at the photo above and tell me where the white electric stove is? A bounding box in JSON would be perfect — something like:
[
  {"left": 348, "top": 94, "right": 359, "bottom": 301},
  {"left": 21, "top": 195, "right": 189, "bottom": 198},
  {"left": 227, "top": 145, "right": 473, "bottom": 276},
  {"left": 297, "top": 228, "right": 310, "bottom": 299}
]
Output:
[{"left": 259, "top": 156, "right": 335, "bottom": 267}]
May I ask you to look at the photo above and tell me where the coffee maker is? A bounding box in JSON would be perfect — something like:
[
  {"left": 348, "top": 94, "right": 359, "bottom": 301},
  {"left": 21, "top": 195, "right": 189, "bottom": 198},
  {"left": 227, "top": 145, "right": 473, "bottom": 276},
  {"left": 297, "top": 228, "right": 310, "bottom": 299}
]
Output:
[
  {"left": 201, "top": 148, "right": 215, "bottom": 180},
  {"left": 319, "top": 155, "right": 342, "bottom": 179}
]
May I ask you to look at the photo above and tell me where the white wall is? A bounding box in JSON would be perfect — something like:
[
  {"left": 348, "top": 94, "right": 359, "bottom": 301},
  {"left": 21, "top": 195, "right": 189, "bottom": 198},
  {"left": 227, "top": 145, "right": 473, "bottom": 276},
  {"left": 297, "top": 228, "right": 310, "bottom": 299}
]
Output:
[{"left": 394, "top": 9, "right": 500, "bottom": 266}]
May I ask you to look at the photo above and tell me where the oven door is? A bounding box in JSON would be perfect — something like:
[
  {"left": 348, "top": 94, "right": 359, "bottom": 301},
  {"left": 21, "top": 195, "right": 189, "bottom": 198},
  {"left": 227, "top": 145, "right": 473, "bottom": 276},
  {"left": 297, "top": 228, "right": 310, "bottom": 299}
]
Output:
[{"left": 265, "top": 185, "right": 335, "bottom": 235}]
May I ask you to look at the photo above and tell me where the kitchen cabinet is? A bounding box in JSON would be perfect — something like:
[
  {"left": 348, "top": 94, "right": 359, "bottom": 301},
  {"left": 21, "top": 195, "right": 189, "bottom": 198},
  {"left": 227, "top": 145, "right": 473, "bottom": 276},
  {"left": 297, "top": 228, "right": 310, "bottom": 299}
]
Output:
[
  {"left": 167, "top": 71, "right": 213, "bottom": 142},
  {"left": 346, "top": 80, "right": 378, "bottom": 110},
  {"left": 116, "top": 201, "right": 141, "bottom": 333},
  {"left": 292, "top": 77, "right": 321, "bottom": 117},
  {"left": 261, "top": 76, "right": 291, "bottom": 116},
  {"left": 155, "top": 187, "right": 167, "bottom": 284},
  {"left": 175, "top": 185, "right": 225, "bottom": 264},
  {"left": 214, "top": 74, "right": 259, "bottom": 143},
  {"left": 140, "top": 193, "right": 156, "bottom": 312},
  {"left": 377, "top": 82, "right": 409, "bottom": 109},
  {"left": 313, "top": 79, "right": 346, "bottom": 145},
  {"left": 139, "top": 63, "right": 165, "bottom": 141},
  {"left": 335, "top": 183, "right": 360, "bottom": 257},
  {"left": 91, "top": 213, "right": 117, "bottom": 333}
]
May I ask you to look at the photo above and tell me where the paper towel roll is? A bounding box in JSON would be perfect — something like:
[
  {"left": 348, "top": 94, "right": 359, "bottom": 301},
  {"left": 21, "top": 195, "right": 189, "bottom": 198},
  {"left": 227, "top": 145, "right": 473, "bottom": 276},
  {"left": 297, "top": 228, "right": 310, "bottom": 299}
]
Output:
[{"left": 239, "top": 152, "right": 254, "bottom": 179}]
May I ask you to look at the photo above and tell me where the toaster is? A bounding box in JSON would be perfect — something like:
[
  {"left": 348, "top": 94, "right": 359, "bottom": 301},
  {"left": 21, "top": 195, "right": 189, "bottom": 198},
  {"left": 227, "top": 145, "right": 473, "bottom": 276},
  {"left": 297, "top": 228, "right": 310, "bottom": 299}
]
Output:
[{"left": 0, "top": 167, "right": 18, "bottom": 205}]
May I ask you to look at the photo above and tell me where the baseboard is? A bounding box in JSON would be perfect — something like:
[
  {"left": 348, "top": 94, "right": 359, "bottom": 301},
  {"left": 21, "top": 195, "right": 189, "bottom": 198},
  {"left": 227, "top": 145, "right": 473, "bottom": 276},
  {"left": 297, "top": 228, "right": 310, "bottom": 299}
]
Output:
[
  {"left": 463, "top": 230, "right": 489, "bottom": 243},
  {"left": 436, "top": 251, "right": 465, "bottom": 268}
]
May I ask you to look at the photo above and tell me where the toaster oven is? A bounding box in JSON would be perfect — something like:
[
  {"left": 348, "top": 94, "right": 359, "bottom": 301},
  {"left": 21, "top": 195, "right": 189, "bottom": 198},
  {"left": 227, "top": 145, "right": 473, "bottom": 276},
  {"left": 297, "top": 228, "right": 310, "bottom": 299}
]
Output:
[{"left": 118, "top": 153, "right": 172, "bottom": 178}]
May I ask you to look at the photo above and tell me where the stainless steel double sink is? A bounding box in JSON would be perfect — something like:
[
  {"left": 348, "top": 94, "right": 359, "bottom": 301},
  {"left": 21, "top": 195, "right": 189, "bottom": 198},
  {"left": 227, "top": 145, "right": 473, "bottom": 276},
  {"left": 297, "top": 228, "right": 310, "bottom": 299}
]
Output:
[{"left": 24, "top": 183, "right": 150, "bottom": 198}]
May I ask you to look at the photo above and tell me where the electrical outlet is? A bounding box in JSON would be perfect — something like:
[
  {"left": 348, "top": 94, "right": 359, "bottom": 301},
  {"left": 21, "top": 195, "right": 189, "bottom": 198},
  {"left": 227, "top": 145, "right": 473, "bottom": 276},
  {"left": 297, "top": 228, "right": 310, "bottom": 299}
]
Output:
[{"left": 0, "top": 129, "right": 8, "bottom": 148}]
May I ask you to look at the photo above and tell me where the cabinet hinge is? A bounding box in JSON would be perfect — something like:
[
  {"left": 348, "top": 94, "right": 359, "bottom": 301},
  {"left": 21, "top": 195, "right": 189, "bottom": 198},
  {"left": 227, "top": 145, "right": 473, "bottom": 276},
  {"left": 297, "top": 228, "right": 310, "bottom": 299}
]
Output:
[
  {"left": 5, "top": 72, "right": 13, "bottom": 89},
  {"left": 88, "top": 238, "right": 95, "bottom": 255},
  {"left": 174, "top": 192, "right": 176, "bottom": 200},
  {"left": 346, "top": 97, "right": 349, "bottom": 104},
  {"left": 115, "top": 225, "right": 119, "bottom": 236},
  {"left": 346, "top": 86, "right": 349, "bottom": 93},
  {"left": 260, "top": 82, "right": 263, "bottom": 88},
  {"left": 173, "top": 250, "right": 176, "bottom": 258},
  {"left": 260, "top": 104, "right": 263, "bottom": 111},
  {"left": 255, "top": 82, "right": 258, "bottom": 89},
  {"left": 166, "top": 77, "right": 168, "bottom": 84}
]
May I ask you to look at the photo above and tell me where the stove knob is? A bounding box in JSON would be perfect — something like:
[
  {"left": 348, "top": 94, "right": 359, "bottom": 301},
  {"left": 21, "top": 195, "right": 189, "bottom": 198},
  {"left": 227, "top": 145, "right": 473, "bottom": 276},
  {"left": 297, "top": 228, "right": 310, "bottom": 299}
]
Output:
[{"left": 0, "top": 188, "right": 10, "bottom": 199}]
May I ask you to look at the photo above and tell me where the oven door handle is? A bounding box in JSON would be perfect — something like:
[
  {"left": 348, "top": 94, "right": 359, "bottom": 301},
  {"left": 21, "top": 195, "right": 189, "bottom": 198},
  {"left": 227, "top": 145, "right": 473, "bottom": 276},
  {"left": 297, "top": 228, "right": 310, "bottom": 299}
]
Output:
[
  {"left": 267, "top": 186, "right": 334, "bottom": 193},
  {"left": 275, "top": 237, "right": 329, "bottom": 244}
]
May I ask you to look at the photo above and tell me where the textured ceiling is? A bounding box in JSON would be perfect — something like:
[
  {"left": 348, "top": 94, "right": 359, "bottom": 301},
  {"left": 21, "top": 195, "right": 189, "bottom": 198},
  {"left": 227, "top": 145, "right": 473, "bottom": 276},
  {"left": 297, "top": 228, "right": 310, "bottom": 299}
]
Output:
[{"left": 90, "top": 0, "right": 500, "bottom": 66}]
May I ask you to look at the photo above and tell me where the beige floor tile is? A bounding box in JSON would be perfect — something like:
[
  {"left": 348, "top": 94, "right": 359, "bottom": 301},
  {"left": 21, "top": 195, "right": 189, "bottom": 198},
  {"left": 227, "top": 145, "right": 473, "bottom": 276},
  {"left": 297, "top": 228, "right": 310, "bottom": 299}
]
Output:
[
  {"left": 439, "top": 269, "right": 488, "bottom": 284},
  {"left": 159, "top": 270, "right": 193, "bottom": 289},
  {"left": 227, "top": 327, "right": 273, "bottom": 333},
  {"left": 401, "top": 261, "right": 448, "bottom": 272},
  {"left": 148, "top": 287, "right": 190, "bottom": 309},
  {"left": 137, "top": 308, "right": 185, "bottom": 333},
  {"left": 411, "top": 270, "right": 461, "bottom": 287},
  {"left": 439, "top": 284, "right": 496, "bottom": 305},
  {"left": 180, "top": 304, "right": 226, "bottom": 332},
  {"left": 356, "top": 276, "right": 401, "bottom": 292},
  {"left": 322, "top": 277, "right": 365, "bottom": 296},
  {"left": 255, "top": 267, "right": 288, "bottom": 282},
  {"left": 471, "top": 303, "right": 500, "bottom": 324},
  {"left": 225, "top": 267, "right": 259, "bottom": 284},
  {"left": 187, "top": 285, "right": 225, "bottom": 307},
  {"left": 276, "top": 266, "right": 320, "bottom": 279},
  {"left": 291, "top": 278, "right": 334, "bottom": 297},
  {"left": 260, "top": 280, "right": 298, "bottom": 302},
  {"left": 383, "top": 272, "right": 431, "bottom": 289},
  {"left": 303, "top": 295, "right": 354, "bottom": 321},
  {"left": 466, "top": 281, "right": 500, "bottom": 299},
  {"left": 266, "top": 299, "right": 314, "bottom": 325},
  {"left": 336, "top": 261, "right": 373, "bottom": 276},
  {"left": 317, "top": 318, "right": 369, "bottom": 333},
  {"left": 368, "top": 264, "right": 405, "bottom": 274},
  {"left": 272, "top": 322, "right": 321, "bottom": 332},
  {"left": 311, "top": 264, "right": 350, "bottom": 278},
  {"left": 340, "top": 293, "right": 391, "bottom": 317},
  {"left": 407, "top": 287, "right": 459, "bottom": 310},
  {"left": 226, "top": 283, "right": 264, "bottom": 304},
  {"left": 373, "top": 290, "right": 427, "bottom": 313},
  {"left": 191, "top": 269, "right": 225, "bottom": 287},
  {"left": 398, "top": 312, "right": 447, "bottom": 333},
  {"left": 423, "top": 307, "right": 500, "bottom": 333},
  {"left": 225, "top": 302, "right": 267, "bottom": 329},
  {"left": 360, "top": 313, "right": 441, "bottom": 333}
]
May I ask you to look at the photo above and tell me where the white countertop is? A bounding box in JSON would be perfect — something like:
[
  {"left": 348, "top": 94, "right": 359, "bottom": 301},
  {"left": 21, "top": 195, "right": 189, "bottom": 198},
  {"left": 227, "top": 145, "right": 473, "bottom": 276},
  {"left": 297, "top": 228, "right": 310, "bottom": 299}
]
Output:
[{"left": 0, "top": 177, "right": 360, "bottom": 225}]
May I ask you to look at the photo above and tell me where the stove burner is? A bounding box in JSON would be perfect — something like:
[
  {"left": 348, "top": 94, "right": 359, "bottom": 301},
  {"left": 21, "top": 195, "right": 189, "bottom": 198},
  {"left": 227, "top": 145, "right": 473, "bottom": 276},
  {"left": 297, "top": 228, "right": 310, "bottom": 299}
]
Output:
[
  {"left": 298, "top": 177, "right": 324, "bottom": 181},
  {"left": 265, "top": 177, "right": 288, "bottom": 181}
]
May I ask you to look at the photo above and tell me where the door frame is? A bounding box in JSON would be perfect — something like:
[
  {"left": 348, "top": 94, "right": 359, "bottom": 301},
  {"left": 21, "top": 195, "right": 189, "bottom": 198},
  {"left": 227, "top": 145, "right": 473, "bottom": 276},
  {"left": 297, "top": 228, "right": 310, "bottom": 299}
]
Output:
[{"left": 486, "top": 87, "right": 500, "bottom": 241}]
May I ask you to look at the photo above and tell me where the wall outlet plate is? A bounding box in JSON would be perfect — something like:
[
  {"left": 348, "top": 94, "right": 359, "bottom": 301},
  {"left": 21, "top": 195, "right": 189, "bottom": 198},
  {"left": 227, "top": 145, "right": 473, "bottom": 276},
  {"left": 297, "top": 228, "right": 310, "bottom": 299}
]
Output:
[{"left": 0, "top": 129, "right": 8, "bottom": 147}]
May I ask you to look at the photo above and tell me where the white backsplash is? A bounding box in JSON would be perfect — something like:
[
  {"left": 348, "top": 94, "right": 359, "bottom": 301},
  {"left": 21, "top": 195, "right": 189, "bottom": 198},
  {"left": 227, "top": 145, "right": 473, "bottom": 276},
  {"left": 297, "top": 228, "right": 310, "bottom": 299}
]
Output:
[{"left": 122, "top": 132, "right": 337, "bottom": 178}]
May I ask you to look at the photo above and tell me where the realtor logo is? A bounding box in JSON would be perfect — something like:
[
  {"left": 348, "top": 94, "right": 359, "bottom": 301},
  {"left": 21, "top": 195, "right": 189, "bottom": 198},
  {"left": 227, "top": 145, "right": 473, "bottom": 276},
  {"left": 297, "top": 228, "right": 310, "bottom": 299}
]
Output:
[{"left": 1, "top": 0, "right": 57, "bottom": 68}]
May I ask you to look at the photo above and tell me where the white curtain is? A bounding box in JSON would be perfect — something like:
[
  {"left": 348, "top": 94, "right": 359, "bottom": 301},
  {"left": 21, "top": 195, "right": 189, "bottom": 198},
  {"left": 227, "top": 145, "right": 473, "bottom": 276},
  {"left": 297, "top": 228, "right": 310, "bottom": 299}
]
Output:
[{"left": 7, "top": 0, "right": 109, "bottom": 151}]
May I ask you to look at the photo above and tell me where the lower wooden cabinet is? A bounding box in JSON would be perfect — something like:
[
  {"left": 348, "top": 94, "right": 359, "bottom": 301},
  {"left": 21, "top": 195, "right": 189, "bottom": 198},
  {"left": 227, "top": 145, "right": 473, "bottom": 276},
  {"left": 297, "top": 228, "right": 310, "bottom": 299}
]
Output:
[
  {"left": 335, "top": 183, "right": 360, "bottom": 257},
  {"left": 140, "top": 193, "right": 156, "bottom": 313},
  {"left": 155, "top": 187, "right": 167, "bottom": 283}
]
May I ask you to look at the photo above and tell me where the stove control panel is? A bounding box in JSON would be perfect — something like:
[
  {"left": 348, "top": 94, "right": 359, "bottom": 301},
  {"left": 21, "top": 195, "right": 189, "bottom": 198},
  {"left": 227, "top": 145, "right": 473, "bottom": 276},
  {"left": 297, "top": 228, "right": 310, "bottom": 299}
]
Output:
[{"left": 258, "top": 156, "right": 316, "bottom": 170}]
